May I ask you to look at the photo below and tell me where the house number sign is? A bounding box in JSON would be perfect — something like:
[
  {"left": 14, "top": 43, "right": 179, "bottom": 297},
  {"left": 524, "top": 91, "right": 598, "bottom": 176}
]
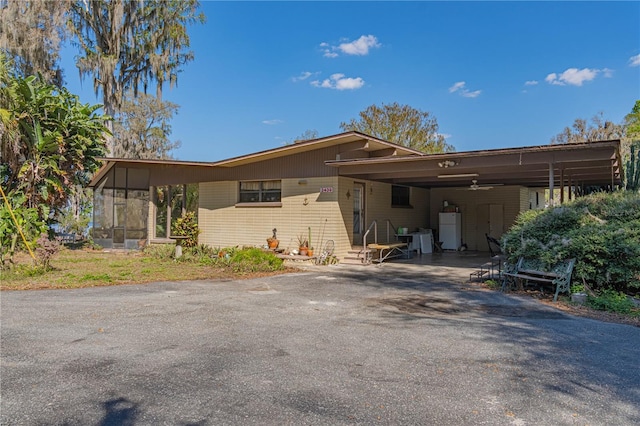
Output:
[{"left": 320, "top": 187, "right": 334, "bottom": 193}]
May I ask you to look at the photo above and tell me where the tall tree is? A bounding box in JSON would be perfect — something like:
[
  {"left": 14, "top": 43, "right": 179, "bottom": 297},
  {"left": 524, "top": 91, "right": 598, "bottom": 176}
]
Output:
[
  {"left": 0, "top": 57, "right": 109, "bottom": 217},
  {"left": 623, "top": 100, "right": 640, "bottom": 191},
  {"left": 112, "top": 90, "right": 181, "bottom": 159},
  {"left": 550, "top": 112, "right": 624, "bottom": 144},
  {"left": 68, "top": 0, "right": 205, "bottom": 154},
  {"left": 292, "top": 129, "right": 319, "bottom": 144},
  {"left": 0, "top": 0, "right": 69, "bottom": 86},
  {"left": 339, "top": 102, "right": 454, "bottom": 153},
  {"left": 624, "top": 100, "right": 640, "bottom": 141}
]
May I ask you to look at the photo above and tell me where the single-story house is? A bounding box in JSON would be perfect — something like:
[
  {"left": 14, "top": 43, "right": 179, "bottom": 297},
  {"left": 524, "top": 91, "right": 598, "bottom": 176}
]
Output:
[{"left": 88, "top": 131, "right": 623, "bottom": 259}]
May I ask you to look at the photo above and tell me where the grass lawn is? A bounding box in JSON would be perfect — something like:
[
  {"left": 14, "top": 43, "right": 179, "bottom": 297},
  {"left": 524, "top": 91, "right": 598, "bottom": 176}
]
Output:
[{"left": 1, "top": 248, "right": 295, "bottom": 291}]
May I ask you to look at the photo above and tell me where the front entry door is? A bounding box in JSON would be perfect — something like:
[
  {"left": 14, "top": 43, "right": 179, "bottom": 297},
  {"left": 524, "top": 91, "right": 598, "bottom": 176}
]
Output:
[
  {"left": 477, "top": 203, "right": 504, "bottom": 250},
  {"left": 353, "top": 183, "right": 365, "bottom": 245}
]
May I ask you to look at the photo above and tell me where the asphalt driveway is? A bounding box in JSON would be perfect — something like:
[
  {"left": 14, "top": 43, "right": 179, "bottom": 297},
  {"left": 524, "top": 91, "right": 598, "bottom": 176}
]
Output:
[{"left": 2, "top": 264, "right": 639, "bottom": 425}]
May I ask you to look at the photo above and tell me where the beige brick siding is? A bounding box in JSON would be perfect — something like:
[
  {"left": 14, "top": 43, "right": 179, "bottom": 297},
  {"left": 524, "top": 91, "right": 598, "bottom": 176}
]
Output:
[
  {"left": 199, "top": 177, "right": 431, "bottom": 258},
  {"left": 199, "top": 177, "right": 347, "bottom": 255}
]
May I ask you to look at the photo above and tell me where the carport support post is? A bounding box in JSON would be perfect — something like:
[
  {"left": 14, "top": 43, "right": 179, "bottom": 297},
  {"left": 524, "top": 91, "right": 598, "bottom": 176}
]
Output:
[
  {"left": 548, "top": 163, "right": 555, "bottom": 207},
  {"left": 560, "top": 168, "right": 564, "bottom": 204}
]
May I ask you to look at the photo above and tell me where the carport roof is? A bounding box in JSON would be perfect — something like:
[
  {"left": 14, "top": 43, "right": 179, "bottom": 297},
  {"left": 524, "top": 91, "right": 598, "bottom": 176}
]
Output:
[{"left": 325, "top": 140, "right": 623, "bottom": 189}]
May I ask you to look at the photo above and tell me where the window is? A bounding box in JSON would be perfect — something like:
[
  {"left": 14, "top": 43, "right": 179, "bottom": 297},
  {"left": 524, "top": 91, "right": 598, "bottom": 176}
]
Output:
[
  {"left": 239, "top": 180, "right": 281, "bottom": 203},
  {"left": 154, "top": 184, "right": 199, "bottom": 238},
  {"left": 392, "top": 185, "right": 411, "bottom": 207}
]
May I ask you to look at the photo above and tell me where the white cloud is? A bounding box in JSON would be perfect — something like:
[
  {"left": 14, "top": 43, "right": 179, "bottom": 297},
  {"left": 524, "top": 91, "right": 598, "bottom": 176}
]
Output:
[
  {"left": 524, "top": 80, "right": 538, "bottom": 86},
  {"left": 449, "top": 81, "right": 466, "bottom": 93},
  {"left": 545, "top": 67, "right": 600, "bottom": 86},
  {"left": 448, "top": 81, "right": 481, "bottom": 98},
  {"left": 462, "top": 90, "right": 481, "bottom": 98},
  {"left": 262, "top": 119, "right": 283, "bottom": 125},
  {"left": 320, "top": 35, "right": 381, "bottom": 58},
  {"left": 630, "top": 54, "right": 640, "bottom": 67},
  {"left": 323, "top": 50, "right": 339, "bottom": 58},
  {"left": 311, "top": 73, "right": 365, "bottom": 90},
  {"left": 338, "top": 35, "right": 381, "bottom": 56},
  {"left": 602, "top": 68, "right": 614, "bottom": 78},
  {"left": 292, "top": 71, "right": 317, "bottom": 82}
]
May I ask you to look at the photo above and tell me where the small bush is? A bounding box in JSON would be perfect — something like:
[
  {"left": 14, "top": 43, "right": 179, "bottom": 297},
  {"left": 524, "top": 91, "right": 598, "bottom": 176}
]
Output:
[
  {"left": 171, "top": 212, "right": 200, "bottom": 248},
  {"left": 587, "top": 289, "right": 636, "bottom": 314},
  {"left": 570, "top": 284, "right": 585, "bottom": 294},
  {"left": 484, "top": 279, "right": 501, "bottom": 290},
  {"left": 228, "top": 248, "right": 284, "bottom": 273},
  {"left": 35, "top": 234, "right": 62, "bottom": 270}
]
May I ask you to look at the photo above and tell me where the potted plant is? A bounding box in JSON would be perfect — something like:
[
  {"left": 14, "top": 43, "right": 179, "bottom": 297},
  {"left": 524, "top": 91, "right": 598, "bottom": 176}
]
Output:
[
  {"left": 307, "top": 226, "right": 314, "bottom": 257},
  {"left": 267, "top": 228, "right": 279, "bottom": 249},
  {"left": 297, "top": 233, "right": 309, "bottom": 256}
]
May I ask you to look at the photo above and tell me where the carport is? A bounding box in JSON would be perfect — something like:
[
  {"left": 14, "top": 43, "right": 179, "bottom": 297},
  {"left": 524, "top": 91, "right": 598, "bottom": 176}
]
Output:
[
  {"left": 326, "top": 139, "right": 623, "bottom": 255},
  {"left": 327, "top": 140, "right": 623, "bottom": 204}
]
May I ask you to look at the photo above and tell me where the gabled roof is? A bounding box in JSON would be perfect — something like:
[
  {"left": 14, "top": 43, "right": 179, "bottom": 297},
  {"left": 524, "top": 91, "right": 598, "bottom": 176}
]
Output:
[
  {"left": 89, "top": 131, "right": 422, "bottom": 186},
  {"left": 211, "top": 131, "right": 423, "bottom": 167},
  {"left": 89, "top": 132, "right": 623, "bottom": 190}
]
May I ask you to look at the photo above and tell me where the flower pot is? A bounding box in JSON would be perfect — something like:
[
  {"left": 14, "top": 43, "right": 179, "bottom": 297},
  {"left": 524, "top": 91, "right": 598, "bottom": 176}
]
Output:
[
  {"left": 307, "top": 248, "right": 314, "bottom": 257},
  {"left": 299, "top": 247, "right": 308, "bottom": 256},
  {"left": 267, "top": 239, "right": 279, "bottom": 249}
]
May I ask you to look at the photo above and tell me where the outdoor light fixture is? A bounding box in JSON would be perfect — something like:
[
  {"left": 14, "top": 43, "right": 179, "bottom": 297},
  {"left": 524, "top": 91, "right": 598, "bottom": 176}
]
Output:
[
  {"left": 437, "top": 173, "right": 479, "bottom": 179},
  {"left": 437, "top": 160, "right": 458, "bottom": 168}
]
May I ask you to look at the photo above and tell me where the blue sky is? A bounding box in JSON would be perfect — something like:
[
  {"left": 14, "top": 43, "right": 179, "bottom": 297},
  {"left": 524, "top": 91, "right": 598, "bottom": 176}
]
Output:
[{"left": 60, "top": 1, "right": 640, "bottom": 162}]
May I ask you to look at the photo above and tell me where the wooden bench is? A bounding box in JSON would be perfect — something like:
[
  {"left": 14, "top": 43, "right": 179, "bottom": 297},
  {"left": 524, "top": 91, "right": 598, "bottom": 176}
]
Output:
[
  {"left": 502, "top": 257, "right": 576, "bottom": 302},
  {"left": 367, "top": 242, "right": 409, "bottom": 264},
  {"left": 55, "top": 233, "right": 83, "bottom": 244}
]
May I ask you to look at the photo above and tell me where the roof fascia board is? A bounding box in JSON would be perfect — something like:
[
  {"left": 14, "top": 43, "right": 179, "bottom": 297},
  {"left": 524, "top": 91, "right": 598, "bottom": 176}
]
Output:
[
  {"left": 95, "top": 157, "right": 213, "bottom": 167},
  {"left": 213, "top": 131, "right": 422, "bottom": 167},
  {"left": 88, "top": 161, "right": 115, "bottom": 188},
  {"left": 325, "top": 140, "right": 621, "bottom": 167}
]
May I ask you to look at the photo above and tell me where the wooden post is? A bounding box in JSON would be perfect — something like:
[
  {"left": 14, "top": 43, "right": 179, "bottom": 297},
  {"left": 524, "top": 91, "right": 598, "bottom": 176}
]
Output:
[
  {"left": 560, "top": 168, "right": 565, "bottom": 204},
  {"left": 548, "top": 163, "right": 555, "bottom": 207}
]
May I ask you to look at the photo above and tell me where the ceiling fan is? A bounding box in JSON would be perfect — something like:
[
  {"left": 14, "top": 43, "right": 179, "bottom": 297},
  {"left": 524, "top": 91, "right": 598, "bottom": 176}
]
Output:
[{"left": 458, "top": 179, "right": 497, "bottom": 191}]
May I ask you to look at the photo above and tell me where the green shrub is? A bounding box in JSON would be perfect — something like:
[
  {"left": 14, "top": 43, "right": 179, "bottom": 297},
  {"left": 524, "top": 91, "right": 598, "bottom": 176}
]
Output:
[
  {"left": 171, "top": 212, "right": 200, "bottom": 248},
  {"left": 502, "top": 191, "right": 640, "bottom": 294},
  {"left": 228, "top": 247, "right": 284, "bottom": 273},
  {"left": 484, "top": 279, "right": 501, "bottom": 290},
  {"left": 0, "top": 191, "right": 48, "bottom": 269},
  {"left": 587, "top": 289, "right": 636, "bottom": 314}
]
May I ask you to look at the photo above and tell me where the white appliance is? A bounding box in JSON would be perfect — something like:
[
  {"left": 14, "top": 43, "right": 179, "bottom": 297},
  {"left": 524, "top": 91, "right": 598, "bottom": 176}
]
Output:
[
  {"left": 418, "top": 230, "right": 433, "bottom": 254},
  {"left": 439, "top": 212, "right": 461, "bottom": 250}
]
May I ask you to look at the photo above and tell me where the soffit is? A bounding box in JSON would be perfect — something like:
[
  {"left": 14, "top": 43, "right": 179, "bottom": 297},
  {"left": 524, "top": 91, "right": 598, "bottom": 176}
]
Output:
[{"left": 326, "top": 140, "right": 623, "bottom": 188}]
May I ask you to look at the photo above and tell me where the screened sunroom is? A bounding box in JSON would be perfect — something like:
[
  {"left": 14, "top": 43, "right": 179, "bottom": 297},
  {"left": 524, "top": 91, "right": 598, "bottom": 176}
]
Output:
[
  {"left": 92, "top": 164, "right": 199, "bottom": 249},
  {"left": 92, "top": 166, "right": 150, "bottom": 249}
]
